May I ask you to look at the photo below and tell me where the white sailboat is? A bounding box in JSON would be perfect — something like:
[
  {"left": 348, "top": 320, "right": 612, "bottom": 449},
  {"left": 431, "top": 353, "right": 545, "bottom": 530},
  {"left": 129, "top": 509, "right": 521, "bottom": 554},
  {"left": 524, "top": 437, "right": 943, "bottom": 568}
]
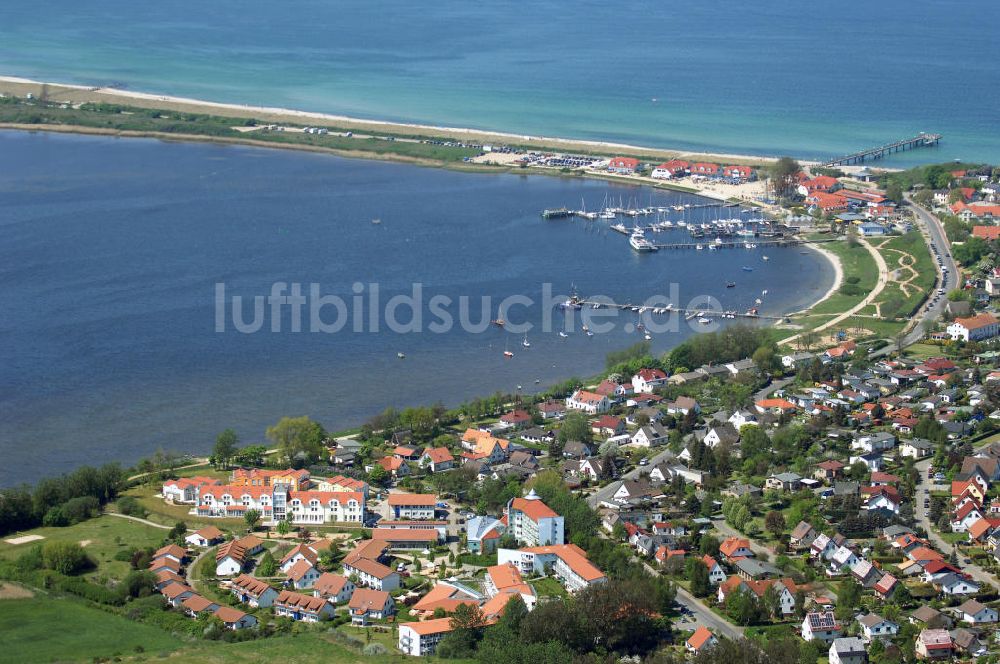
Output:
[
  {"left": 503, "top": 337, "right": 514, "bottom": 358},
  {"left": 522, "top": 334, "right": 531, "bottom": 348}
]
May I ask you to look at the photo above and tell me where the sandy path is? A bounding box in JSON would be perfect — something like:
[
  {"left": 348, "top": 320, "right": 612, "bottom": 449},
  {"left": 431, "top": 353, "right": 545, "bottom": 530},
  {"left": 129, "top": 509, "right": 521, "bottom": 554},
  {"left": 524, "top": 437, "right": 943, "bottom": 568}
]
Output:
[{"left": 780, "top": 237, "right": 888, "bottom": 345}]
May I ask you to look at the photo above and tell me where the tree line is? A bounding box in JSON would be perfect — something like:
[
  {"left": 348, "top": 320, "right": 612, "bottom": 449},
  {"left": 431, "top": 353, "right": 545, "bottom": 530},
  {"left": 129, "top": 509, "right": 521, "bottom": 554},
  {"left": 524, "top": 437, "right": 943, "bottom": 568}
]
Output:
[{"left": 0, "top": 463, "right": 125, "bottom": 536}]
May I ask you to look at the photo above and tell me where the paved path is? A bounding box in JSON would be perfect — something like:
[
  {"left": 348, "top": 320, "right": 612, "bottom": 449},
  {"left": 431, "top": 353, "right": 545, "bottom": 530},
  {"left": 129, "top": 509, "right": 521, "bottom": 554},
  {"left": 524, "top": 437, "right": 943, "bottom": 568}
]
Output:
[
  {"left": 127, "top": 458, "right": 210, "bottom": 483},
  {"left": 186, "top": 546, "right": 211, "bottom": 586},
  {"left": 780, "top": 237, "right": 888, "bottom": 346},
  {"left": 597, "top": 529, "right": 744, "bottom": 641},
  {"left": 105, "top": 511, "right": 175, "bottom": 530}
]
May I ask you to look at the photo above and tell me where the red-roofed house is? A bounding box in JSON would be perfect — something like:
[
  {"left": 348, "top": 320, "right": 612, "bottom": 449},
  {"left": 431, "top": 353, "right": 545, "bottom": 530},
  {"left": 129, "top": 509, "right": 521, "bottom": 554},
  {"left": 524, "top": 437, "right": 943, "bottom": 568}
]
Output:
[
  {"left": 972, "top": 225, "right": 1000, "bottom": 241},
  {"left": 798, "top": 175, "right": 841, "bottom": 195},
  {"left": 686, "top": 626, "right": 718, "bottom": 653},
  {"left": 690, "top": 162, "right": 720, "bottom": 177},
  {"left": 419, "top": 447, "right": 455, "bottom": 473},
  {"left": 652, "top": 160, "right": 690, "bottom": 179},
  {"left": 632, "top": 368, "right": 668, "bottom": 393},
  {"left": 948, "top": 313, "right": 1000, "bottom": 342},
  {"left": 719, "top": 537, "right": 753, "bottom": 561},
  {"left": 566, "top": 390, "right": 611, "bottom": 414},
  {"left": 507, "top": 490, "right": 564, "bottom": 546},
  {"left": 608, "top": 157, "right": 639, "bottom": 174},
  {"left": 723, "top": 165, "right": 754, "bottom": 182},
  {"left": 755, "top": 398, "right": 798, "bottom": 415}
]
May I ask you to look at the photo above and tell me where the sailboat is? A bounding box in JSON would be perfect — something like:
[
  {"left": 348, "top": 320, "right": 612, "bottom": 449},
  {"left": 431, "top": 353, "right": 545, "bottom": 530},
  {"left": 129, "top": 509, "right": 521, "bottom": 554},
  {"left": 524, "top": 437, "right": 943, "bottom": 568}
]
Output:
[
  {"left": 522, "top": 334, "right": 531, "bottom": 348},
  {"left": 503, "top": 338, "right": 514, "bottom": 358},
  {"left": 491, "top": 305, "right": 505, "bottom": 327}
]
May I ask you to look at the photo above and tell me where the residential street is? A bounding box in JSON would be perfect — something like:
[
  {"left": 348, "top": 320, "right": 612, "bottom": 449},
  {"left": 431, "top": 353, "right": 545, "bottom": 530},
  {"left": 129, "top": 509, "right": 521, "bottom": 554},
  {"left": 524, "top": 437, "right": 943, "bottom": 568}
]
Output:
[
  {"left": 914, "top": 454, "right": 996, "bottom": 589},
  {"left": 588, "top": 377, "right": 794, "bottom": 509}
]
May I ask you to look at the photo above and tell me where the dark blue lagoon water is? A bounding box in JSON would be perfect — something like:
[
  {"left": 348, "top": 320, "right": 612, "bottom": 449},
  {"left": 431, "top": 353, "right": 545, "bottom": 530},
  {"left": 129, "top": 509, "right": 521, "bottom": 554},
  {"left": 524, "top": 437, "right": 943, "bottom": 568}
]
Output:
[
  {"left": 1, "top": 1, "right": 998, "bottom": 165},
  {"left": 0, "top": 131, "right": 833, "bottom": 484}
]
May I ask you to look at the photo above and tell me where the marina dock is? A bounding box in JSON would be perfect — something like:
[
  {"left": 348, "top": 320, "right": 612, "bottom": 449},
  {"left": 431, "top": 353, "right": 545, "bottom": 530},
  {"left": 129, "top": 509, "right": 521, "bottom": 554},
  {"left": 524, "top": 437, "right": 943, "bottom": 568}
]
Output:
[{"left": 566, "top": 299, "right": 786, "bottom": 322}]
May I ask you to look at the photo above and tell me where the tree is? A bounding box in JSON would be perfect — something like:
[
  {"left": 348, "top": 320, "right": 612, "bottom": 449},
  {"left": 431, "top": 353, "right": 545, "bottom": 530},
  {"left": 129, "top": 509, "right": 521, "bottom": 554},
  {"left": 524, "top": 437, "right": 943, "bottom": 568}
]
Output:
[
  {"left": 244, "top": 508, "right": 261, "bottom": 532},
  {"left": 836, "top": 577, "right": 861, "bottom": 620},
  {"left": 765, "top": 511, "right": 786, "bottom": 538},
  {"left": 752, "top": 345, "right": 779, "bottom": 375},
  {"left": 367, "top": 464, "right": 389, "bottom": 486},
  {"left": 276, "top": 519, "right": 291, "bottom": 535},
  {"left": 437, "top": 603, "right": 487, "bottom": 658},
  {"left": 558, "top": 411, "right": 593, "bottom": 445},
  {"left": 762, "top": 583, "right": 783, "bottom": 620},
  {"left": 767, "top": 157, "right": 802, "bottom": 198},
  {"left": 726, "top": 588, "right": 763, "bottom": 625},
  {"left": 885, "top": 181, "right": 903, "bottom": 203},
  {"left": 687, "top": 557, "right": 711, "bottom": 598},
  {"left": 212, "top": 428, "right": 238, "bottom": 469},
  {"left": 699, "top": 534, "right": 720, "bottom": 556},
  {"left": 266, "top": 416, "right": 326, "bottom": 465},
  {"left": 256, "top": 550, "right": 277, "bottom": 577}
]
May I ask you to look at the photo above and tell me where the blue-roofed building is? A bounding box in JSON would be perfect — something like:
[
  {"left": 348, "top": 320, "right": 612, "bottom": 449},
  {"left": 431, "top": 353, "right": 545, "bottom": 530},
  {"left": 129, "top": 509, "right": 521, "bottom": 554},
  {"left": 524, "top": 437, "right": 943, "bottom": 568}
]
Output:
[{"left": 465, "top": 516, "right": 505, "bottom": 554}]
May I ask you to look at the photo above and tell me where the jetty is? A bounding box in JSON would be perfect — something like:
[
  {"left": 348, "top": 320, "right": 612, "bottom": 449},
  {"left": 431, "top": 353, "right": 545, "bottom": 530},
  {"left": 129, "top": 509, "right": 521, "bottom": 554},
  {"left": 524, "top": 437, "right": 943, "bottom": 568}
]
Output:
[
  {"left": 650, "top": 238, "right": 803, "bottom": 251},
  {"left": 821, "top": 132, "right": 941, "bottom": 167},
  {"left": 569, "top": 298, "right": 785, "bottom": 322},
  {"left": 541, "top": 207, "right": 573, "bottom": 219}
]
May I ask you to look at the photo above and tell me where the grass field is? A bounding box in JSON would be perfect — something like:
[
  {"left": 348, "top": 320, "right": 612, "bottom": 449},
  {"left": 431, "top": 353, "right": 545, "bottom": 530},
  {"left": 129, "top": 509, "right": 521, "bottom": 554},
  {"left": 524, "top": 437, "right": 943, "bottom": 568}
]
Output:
[
  {"left": 0, "top": 596, "right": 181, "bottom": 662},
  {"left": 123, "top": 482, "right": 243, "bottom": 530},
  {"left": 0, "top": 515, "right": 169, "bottom": 582},
  {"left": 798, "top": 239, "right": 879, "bottom": 320}
]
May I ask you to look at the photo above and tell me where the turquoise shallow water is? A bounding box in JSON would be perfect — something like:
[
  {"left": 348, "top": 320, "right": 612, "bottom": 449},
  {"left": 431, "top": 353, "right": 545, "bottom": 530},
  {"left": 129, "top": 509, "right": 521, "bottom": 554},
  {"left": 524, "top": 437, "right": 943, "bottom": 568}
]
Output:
[
  {"left": 1, "top": 1, "right": 998, "bottom": 164},
  {"left": 0, "top": 130, "right": 833, "bottom": 484}
]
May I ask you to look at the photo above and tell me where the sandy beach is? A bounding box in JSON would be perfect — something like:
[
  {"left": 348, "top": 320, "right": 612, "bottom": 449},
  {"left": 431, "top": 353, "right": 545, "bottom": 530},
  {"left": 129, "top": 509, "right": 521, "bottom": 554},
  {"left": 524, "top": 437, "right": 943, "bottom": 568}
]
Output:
[{"left": 0, "top": 75, "right": 810, "bottom": 167}]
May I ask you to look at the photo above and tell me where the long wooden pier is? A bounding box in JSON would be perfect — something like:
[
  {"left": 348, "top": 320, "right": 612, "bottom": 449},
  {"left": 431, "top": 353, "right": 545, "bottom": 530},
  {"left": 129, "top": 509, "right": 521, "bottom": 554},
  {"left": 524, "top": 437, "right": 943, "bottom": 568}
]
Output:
[{"left": 822, "top": 132, "right": 941, "bottom": 167}]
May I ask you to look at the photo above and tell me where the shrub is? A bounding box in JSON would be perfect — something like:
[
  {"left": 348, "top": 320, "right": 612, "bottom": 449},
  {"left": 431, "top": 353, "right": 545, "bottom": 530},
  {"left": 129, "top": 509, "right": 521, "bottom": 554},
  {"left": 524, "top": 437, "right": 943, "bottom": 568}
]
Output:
[
  {"left": 363, "top": 643, "right": 388, "bottom": 656},
  {"left": 61, "top": 495, "right": 101, "bottom": 523},
  {"left": 41, "top": 541, "right": 91, "bottom": 575},
  {"left": 117, "top": 496, "right": 147, "bottom": 518}
]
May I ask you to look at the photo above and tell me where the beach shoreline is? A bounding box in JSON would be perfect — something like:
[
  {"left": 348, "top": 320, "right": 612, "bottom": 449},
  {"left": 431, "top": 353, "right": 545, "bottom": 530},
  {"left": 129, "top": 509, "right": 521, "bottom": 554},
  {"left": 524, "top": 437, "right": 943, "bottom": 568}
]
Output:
[{"left": 0, "top": 75, "right": 808, "bottom": 167}]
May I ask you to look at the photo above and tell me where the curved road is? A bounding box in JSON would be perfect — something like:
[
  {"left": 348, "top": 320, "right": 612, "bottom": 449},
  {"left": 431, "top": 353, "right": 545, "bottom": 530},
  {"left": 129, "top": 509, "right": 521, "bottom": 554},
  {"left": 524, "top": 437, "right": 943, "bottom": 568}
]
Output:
[{"left": 871, "top": 198, "right": 958, "bottom": 357}]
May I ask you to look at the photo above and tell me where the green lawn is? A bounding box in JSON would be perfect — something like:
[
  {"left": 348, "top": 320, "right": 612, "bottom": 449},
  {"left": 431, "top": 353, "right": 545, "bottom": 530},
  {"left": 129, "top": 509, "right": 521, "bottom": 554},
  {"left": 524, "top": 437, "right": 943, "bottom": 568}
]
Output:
[
  {"left": 0, "top": 515, "right": 169, "bottom": 582},
  {"left": 530, "top": 575, "right": 568, "bottom": 598},
  {"left": 123, "top": 482, "right": 243, "bottom": 529},
  {"left": 790, "top": 239, "right": 880, "bottom": 334},
  {"left": 0, "top": 596, "right": 181, "bottom": 662}
]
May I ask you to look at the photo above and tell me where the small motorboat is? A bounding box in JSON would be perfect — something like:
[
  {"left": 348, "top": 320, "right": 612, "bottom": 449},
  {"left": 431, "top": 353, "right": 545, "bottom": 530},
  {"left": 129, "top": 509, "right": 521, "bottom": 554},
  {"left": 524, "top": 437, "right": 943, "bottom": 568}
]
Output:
[
  {"left": 397, "top": 352, "right": 405, "bottom": 359},
  {"left": 559, "top": 331, "right": 569, "bottom": 338},
  {"left": 698, "top": 317, "right": 712, "bottom": 324},
  {"left": 726, "top": 281, "right": 736, "bottom": 288},
  {"left": 742, "top": 266, "right": 753, "bottom": 272}
]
